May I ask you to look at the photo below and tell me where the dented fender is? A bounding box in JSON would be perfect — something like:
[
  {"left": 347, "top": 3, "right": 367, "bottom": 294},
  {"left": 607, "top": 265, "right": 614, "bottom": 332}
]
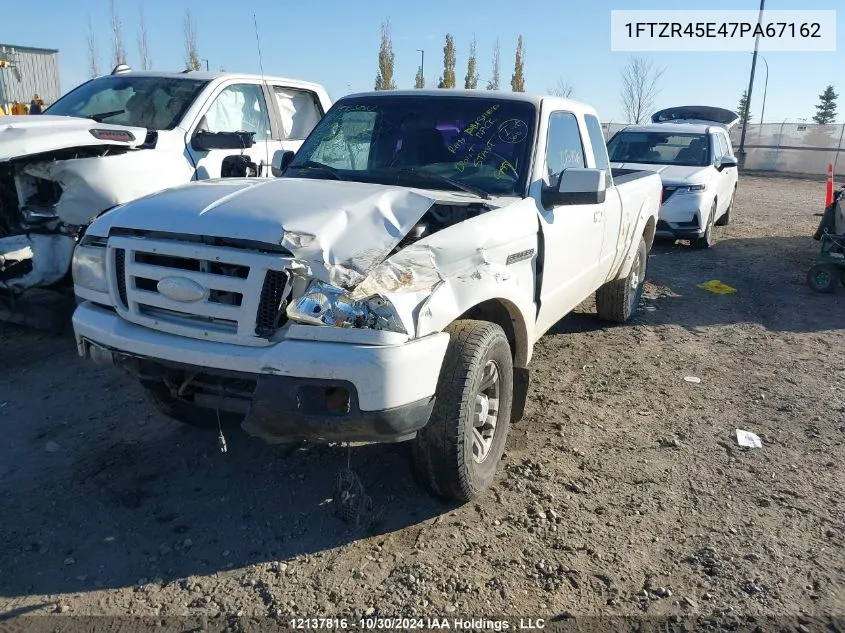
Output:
[{"left": 352, "top": 202, "right": 539, "bottom": 366}]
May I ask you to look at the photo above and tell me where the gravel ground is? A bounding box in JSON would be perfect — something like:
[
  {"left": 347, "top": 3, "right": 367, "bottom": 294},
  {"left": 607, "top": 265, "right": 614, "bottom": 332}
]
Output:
[{"left": 0, "top": 175, "right": 843, "bottom": 631}]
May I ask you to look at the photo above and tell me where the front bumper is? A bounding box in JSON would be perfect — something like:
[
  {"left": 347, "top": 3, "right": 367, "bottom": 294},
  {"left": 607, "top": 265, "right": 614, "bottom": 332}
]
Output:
[
  {"left": 655, "top": 219, "right": 705, "bottom": 239},
  {"left": 73, "top": 302, "right": 449, "bottom": 443}
]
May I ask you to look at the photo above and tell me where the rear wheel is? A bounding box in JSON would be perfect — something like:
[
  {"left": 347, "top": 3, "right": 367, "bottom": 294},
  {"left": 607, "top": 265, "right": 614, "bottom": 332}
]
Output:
[
  {"left": 596, "top": 236, "right": 647, "bottom": 323},
  {"left": 807, "top": 264, "right": 839, "bottom": 294},
  {"left": 140, "top": 380, "right": 243, "bottom": 429},
  {"left": 411, "top": 320, "right": 513, "bottom": 502},
  {"left": 693, "top": 202, "right": 717, "bottom": 249}
]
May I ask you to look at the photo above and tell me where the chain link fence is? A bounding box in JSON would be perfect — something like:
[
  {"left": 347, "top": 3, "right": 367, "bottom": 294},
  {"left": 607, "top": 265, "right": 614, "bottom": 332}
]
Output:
[{"left": 601, "top": 122, "right": 845, "bottom": 179}]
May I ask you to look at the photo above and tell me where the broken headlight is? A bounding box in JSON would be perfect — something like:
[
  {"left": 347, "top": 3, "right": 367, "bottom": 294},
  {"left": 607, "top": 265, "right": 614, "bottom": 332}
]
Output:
[
  {"left": 72, "top": 245, "right": 108, "bottom": 294},
  {"left": 286, "top": 280, "right": 406, "bottom": 334}
]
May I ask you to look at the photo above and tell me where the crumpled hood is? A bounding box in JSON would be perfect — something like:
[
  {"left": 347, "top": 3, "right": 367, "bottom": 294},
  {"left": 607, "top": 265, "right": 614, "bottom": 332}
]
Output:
[
  {"left": 91, "top": 177, "right": 452, "bottom": 288},
  {"left": 612, "top": 163, "right": 712, "bottom": 185},
  {"left": 0, "top": 115, "right": 147, "bottom": 161}
]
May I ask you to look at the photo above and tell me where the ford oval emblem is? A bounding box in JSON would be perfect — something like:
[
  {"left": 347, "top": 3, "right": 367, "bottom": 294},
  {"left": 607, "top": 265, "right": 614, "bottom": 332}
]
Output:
[{"left": 156, "top": 276, "right": 206, "bottom": 303}]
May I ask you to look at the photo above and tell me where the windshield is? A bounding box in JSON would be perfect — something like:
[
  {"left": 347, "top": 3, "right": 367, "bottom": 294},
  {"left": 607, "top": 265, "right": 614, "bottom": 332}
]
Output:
[
  {"left": 45, "top": 75, "right": 209, "bottom": 130},
  {"left": 286, "top": 96, "right": 537, "bottom": 197},
  {"left": 607, "top": 131, "right": 711, "bottom": 167}
]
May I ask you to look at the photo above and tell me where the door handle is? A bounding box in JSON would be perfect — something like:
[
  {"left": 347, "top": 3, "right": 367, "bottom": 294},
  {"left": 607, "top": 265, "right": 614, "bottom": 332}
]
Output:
[{"left": 593, "top": 210, "right": 603, "bottom": 223}]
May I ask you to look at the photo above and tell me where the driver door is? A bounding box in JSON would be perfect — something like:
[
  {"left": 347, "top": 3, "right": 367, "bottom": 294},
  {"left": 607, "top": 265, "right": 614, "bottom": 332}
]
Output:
[
  {"left": 187, "top": 82, "right": 276, "bottom": 179},
  {"left": 534, "top": 110, "right": 606, "bottom": 336}
]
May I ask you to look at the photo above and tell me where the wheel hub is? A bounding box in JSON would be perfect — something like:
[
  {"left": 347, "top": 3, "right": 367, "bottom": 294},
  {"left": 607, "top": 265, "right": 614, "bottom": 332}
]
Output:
[{"left": 471, "top": 360, "right": 501, "bottom": 464}]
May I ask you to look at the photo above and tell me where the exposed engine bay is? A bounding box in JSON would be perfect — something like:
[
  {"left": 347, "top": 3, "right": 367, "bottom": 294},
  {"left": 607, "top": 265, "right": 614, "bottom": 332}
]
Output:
[
  {"left": 0, "top": 146, "right": 133, "bottom": 291},
  {"left": 391, "top": 201, "right": 490, "bottom": 255}
]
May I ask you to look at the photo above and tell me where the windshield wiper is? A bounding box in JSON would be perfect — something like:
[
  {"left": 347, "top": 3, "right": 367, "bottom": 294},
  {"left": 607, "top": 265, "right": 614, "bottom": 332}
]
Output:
[
  {"left": 289, "top": 160, "right": 346, "bottom": 181},
  {"left": 86, "top": 109, "right": 125, "bottom": 122},
  {"left": 396, "top": 167, "right": 491, "bottom": 200}
]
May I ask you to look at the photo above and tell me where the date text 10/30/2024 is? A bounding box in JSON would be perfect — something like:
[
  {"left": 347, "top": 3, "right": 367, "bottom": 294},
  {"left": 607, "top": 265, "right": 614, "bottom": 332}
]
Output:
[{"left": 289, "top": 617, "right": 546, "bottom": 630}]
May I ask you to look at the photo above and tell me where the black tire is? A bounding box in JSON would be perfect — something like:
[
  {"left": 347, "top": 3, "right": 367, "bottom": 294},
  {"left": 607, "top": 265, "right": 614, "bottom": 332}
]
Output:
[
  {"left": 693, "top": 202, "right": 717, "bottom": 249},
  {"left": 140, "top": 379, "right": 243, "bottom": 429},
  {"left": 595, "top": 236, "right": 647, "bottom": 323},
  {"left": 715, "top": 189, "right": 734, "bottom": 226},
  {"left": 411, "top": 320, "right": 513, "bottom": 502},
  {"left": 807, "top": 264, "right": 838, "bottom": 294}
]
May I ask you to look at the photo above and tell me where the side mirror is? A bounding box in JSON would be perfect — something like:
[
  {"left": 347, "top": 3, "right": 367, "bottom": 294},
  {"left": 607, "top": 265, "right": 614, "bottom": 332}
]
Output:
[
  {"left": 191, "top": 130, "right": 255, "bottom": 152},
  {"left": 271, "top": 150, "right": 295, "bottom": 177},
  {"left": 542, "top": 168, "right": 607, "bottom": 207},
  {"left": 718, "top": 155, "right": 738, "bottom": 170}
]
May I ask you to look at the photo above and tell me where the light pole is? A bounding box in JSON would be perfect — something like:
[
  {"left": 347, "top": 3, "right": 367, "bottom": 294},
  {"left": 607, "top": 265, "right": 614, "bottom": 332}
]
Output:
[
  {"left": 751, "top": 52, "right": 769, "bottom": 126},
  {"left": 416, "top": 49, "right": 425, "bottom": 87},
  {"left": 737, "top": 0, "right": 766, "bottom": 169},
  {"left": 201, "top": 58, "right": 210, "bottom": 71}
]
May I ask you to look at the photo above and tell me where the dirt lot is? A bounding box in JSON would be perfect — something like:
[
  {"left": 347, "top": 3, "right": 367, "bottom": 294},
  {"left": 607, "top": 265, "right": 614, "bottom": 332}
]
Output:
[{"left": 1, "top": 175, "right": 843, "bottom": 631}]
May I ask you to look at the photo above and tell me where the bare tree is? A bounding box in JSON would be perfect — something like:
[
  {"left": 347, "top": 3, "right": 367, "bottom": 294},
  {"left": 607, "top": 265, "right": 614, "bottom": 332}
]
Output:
[
  {"left": 486, "top": 39, "right": 500, "bottom": 90},
  {"left": 184, "top": 9, "right": 201, "bottom": 71},
  {"left": 437, "top": 34, "right": 456, "bottom": 89},
  {"left": 549, "top": 76, "right": 574, "bottom": 98},
  {"left": 510, "top": 35, "right": 525, "bottom": 92},
  {"left": 109, "top": 0, "right": 127, "bottom": 67},
  {"left": 619, "top": 55, "right": 666, "bottom": 124},
  {"left": 137, "top": 5, "right": 151, "bottom": 70},
  {"left": 374, "top": 19, "right": 396, "bottom": 90},
  {"left": 86, "top": 15, "right": 100, "bottom": 78},
  {"left": 464, "top": 35, "right": 478, "bottom": 89}
]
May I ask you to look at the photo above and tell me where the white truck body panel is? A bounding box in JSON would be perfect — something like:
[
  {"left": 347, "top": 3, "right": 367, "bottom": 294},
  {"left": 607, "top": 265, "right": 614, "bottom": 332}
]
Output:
[{"left": 71, "top": 90, "right": 662, "bottom": 448}]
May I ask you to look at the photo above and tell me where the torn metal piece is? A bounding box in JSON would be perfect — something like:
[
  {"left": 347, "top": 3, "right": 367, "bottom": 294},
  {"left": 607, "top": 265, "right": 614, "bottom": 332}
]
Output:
[
  {"left": 0, "top": 233, "right": 75, "bottom": 290},
  {"left": 22, "top": 150, "right": 193, "bottom": 225}
]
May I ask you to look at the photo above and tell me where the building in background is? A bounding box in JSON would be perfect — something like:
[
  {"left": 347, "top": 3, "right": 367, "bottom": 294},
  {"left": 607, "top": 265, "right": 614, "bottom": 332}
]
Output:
[{"left": 0, "top": 43, "right": 60, "bottom": 112}]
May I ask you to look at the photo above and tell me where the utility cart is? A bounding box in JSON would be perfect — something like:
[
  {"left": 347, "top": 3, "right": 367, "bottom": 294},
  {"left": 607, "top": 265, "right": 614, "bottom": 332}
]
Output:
[{"left": 809, "top": 186, "right": 845, "bottom": 293}]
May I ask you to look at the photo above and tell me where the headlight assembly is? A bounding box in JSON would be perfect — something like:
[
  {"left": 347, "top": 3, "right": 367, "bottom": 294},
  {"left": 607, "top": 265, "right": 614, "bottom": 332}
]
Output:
[
  {"left": 287, "top": 280, "right": 406, "bottom": 334},
  {"left": 71, "top": 245, "right": 108, "bottom": 293}
]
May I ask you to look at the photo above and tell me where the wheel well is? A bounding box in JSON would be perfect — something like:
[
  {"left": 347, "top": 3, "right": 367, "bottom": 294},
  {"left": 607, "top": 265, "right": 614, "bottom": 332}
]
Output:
[
  {"left": 458, "top": 299, "right": 528, "bottom": 367},
  {"left": 643, "top": 216, "right": 656, "bottom": 250}
]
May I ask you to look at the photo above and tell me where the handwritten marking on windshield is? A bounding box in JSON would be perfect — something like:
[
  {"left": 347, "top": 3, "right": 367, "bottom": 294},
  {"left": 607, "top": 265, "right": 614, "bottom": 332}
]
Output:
[
  {"left": 336, "top": 104, "right": 377, "bottom": 113},
  {"left": 498, "top": 119, "right": 528, "bottom": 144},
  {"left": 448, "top": 137, "right": 467, "bottom": 154},
  {"left": 464, "top": 104, "right": 500, "bottom": 138}
]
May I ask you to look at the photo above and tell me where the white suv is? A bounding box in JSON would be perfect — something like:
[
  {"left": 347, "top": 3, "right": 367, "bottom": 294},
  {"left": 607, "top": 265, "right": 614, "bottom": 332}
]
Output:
[{"left": 607, "top": 106, "right": 739, "bottom": 249}]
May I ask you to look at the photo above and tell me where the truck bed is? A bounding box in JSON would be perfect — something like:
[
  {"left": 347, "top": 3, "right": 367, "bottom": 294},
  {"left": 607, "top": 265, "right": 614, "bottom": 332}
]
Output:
[{"left": 612, "top": 167, "right": 659, "bottom": 186}]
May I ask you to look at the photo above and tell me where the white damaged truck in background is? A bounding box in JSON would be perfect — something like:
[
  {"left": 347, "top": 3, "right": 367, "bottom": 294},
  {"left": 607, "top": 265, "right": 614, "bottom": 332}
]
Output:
[
  {"left": 71, "top": 91, "right": 662, "bottom": 501},
  {"left": 0, "top": 66, "right": 331, "bottom": 327}
]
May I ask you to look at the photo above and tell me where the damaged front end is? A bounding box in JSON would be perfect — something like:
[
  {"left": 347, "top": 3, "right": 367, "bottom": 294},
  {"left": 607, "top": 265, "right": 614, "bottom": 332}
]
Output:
[{"left": 0, "top": 143, "right": 139, "bottom": 321}]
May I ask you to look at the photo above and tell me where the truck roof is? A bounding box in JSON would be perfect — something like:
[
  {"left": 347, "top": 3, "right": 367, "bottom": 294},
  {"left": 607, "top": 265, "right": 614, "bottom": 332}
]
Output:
[
  {"left": 617, "top": 122, "right": 720, "bottom": 135},
  {"left": 99, "top": 70, "right": 327, "bottom": 92},
  {"left": 342, "top": 89, "right": 598, "bottom": 115}
]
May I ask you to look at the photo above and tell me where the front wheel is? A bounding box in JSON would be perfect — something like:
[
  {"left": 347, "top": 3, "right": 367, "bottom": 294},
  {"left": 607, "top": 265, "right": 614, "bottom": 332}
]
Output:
[
  {"left": 411, "top": 320, "right": 513, "bottom": 502},
  {"left": 693, "top": 202, "right": 717, "bottom": 249},
  {"left": 715, "top": 189, "right": 735, "bottom": 226},
  {"left": 595, "top": 236, "right": 647, "bottom": 323}
]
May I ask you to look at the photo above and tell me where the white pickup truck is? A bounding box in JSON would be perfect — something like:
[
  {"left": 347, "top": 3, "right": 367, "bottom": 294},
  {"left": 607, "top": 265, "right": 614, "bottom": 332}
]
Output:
[
  {"left": 0, "top": 66, "right": 331, "bottom": 324},
  {"left": 71, "top": 90, "right": 662, "bottom": 501}
]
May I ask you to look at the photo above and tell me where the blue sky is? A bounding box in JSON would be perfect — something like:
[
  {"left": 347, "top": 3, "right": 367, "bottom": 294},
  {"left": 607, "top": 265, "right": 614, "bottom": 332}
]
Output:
[{"left": 1, "top": 0, "right": 841, "bottom": 123}]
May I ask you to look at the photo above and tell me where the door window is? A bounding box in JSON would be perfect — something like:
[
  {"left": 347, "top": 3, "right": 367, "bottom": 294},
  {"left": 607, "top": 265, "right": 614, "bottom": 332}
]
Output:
[
  {"left": 202, "top": 84, "right": 271, "bottom": 140},
  {"left": 584, "top": 114, "right": 612, "bottom": 184},
  {"left": 545, "top": 112, "right": 585, "bottom": 183},
  {"left": 716, "top": 133, "right": 730, "bottom": 159},
  {"left": 272, "top": 87, "right": 323, "bottom": 140}
]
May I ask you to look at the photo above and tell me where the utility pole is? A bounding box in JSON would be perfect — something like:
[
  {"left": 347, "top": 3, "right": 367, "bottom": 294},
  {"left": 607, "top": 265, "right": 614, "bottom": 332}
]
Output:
[
  {"left": 417, "top": 48, "right": 424, "bottom": 82},
  {"left": 737, "top": 0, "right": 765, "bottom": 169}
]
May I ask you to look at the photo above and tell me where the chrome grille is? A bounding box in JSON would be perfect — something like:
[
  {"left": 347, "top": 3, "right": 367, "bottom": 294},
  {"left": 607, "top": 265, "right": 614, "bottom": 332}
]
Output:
[{"left": 107, "top": 236, "right": 291, "bottom": 346}]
